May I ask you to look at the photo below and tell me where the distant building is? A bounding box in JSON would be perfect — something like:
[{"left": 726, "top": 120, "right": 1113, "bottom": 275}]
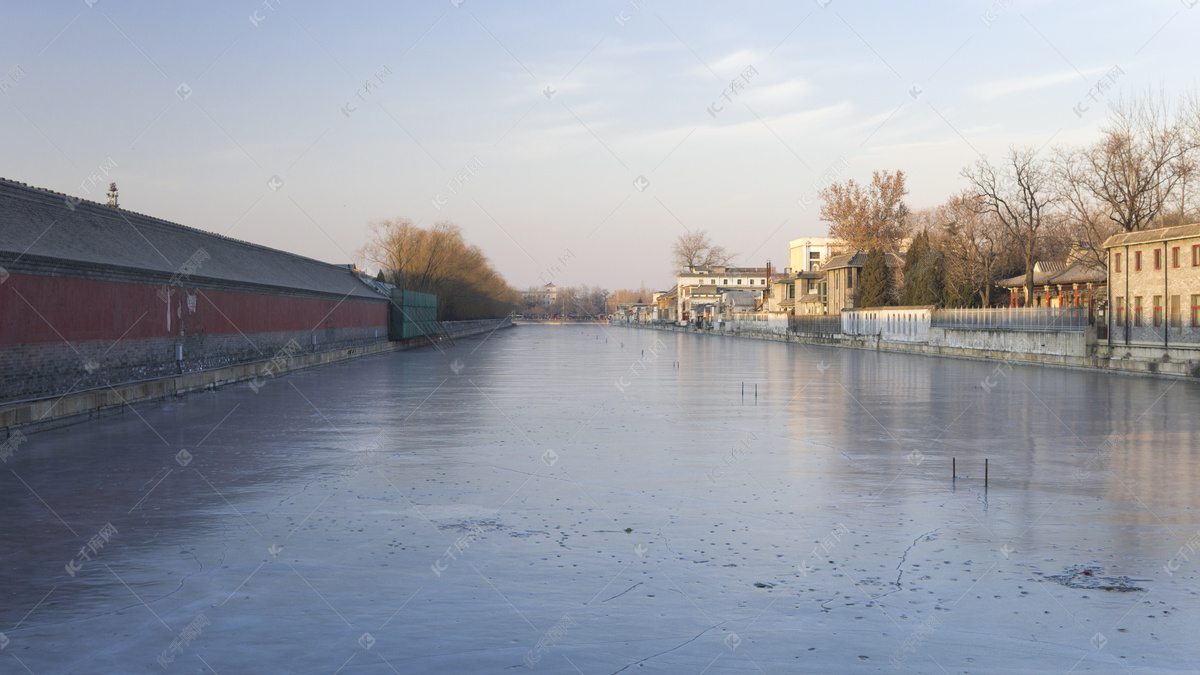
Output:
[
  {"left": 793, "top": 270, "right": 826, "bottom": 315},
  {"left": 819, "top": 251, "right": 903, "bottom": 314},
  {"left": 614, "top": 302, "right": 651, "bottom": 323},
  {"left": 684, "top": 284, "right": 725, "bottom": 324},
  {"left": 523, "top": 282, "right": 558, "bottom": 307},
  {"left": 763, "top": 270, "right": 798, "bottom": 314},
  {"left": 721, "top": 289, "right": 759, "bottom": 315},
  {"left": 676, "top": 265, "right": 769, "bottom": 321},
  {"left": 1104, "top": 224, "right": 1200, "bottom": 346},
  {"left": 997, "top": 251, "right": 1105, "bottom": 309},
  {"left": 652, "top": 287, "right": 677, "bottom": 321},
  {"left": 788, "top": 237, "right": 842, "bottom": 273}
]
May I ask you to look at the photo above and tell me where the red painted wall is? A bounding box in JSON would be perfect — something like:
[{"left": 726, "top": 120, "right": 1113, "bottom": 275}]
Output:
[{"left": 0, "top": 273, "right": 387, "bottom": 345}]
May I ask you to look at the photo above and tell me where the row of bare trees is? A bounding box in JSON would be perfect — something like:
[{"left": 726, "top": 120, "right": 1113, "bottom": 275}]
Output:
[
  {"left": 359, "top": 219, "right": 521, "bottom": 320},
  {"left": 820, "top": 90, "right": 1200, "bottom": 306},
  {"left": 519, "top": 285, "right": 611, "bottom": 318}
]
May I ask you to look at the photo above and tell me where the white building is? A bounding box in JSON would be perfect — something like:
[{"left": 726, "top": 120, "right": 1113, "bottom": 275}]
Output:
[
  {"left": 522, "top": 282, "right": 558, "bottom": 307},
  {"left": 676, "top": 266, "right": 769, "bottom": 322},
  {"left": 789, "top": 237, "right": 841, "bottom": 274}
]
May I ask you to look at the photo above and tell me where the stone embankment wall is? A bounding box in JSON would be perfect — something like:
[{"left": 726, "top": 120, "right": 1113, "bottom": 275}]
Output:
[
  {"left": 624, "top": 320, "right": 1200, "bottom": 380},
  {"left": 0, "top": 318, "right": 512, "bottom": 438}
]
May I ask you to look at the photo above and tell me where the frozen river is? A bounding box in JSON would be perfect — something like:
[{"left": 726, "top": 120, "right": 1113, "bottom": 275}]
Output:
[{"left": 2, "top": 324, "right": 1198, "bottom": 673}]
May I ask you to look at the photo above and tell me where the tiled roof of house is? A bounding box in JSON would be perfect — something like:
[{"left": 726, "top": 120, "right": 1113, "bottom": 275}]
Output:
[
  {"left": 820, "top": 251, "right": 866, "bottom": 271},
  {"left": 1048, "top": 259, "right": 1106, "bottom": 285},
  {"left": 682, "top": 265, "right": 768, "bottom": 275},
  {"left": 819, "top": 251, "right": 904, "bottom": 272},
  {"left": 721, "top": 289, "right": 758, "bottom": 305},
  {"left": 1102, "top": 223, "right": 1200, "bottom": 249},
  {"left": 998, "top": 259, "right": 1104, "bottom": 287}
]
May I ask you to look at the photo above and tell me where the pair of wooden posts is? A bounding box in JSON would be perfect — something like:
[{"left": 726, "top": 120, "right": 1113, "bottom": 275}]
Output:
[{"left": 952, "top": 457, "right": 988, "bottom": 489}]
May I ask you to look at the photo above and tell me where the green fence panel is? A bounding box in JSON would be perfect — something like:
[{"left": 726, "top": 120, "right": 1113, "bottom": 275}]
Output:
[{"left": 388, "top": 289, "right": 438, "bottom": 340}]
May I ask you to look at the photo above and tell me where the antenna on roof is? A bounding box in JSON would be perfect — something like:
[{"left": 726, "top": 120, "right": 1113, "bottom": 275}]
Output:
[{"left": 106, "top": 183, "right": 119, "bottom": 208}]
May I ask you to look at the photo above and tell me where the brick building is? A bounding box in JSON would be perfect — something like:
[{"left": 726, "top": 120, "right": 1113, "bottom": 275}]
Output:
[
  {"left": 0, "top": 178, "right": 389, "bottom": 405},
  {"left": 1104, "top": 224, "right": 1200, "bottom": 347}
]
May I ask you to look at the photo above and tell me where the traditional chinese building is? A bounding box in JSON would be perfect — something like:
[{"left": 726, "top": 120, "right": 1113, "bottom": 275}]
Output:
[
  {"left": 0, "top": 177, "right": 388, "bottom": 406},
  {"left": 998, "top": 251, "right": 1106, "bottom": 310}
]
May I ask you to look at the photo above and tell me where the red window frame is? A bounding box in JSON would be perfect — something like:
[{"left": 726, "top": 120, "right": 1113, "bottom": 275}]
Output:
[
  {"left": 1153, "top": 296, "right": 1163, "bottom": 327},
  {"left": 1194, "top": 245, "right": 1200, "bottom": 266},
  {"left": 1116, "top": 297, "right": 1125, "bottom": 326},
  {"left": 1135, "top": 251, "right": 1142, "bottom": 271},
  {"left": 1173, "top": 247, "right": 1180, "bottom": 268},
  {"left": 1155, "top": 249, "right": 1162, "bottom": 270},
  {"left": 1115, "top": 252, "right": 1122, "bottom": 273},
  {"left": 1193, "top": 295, "right": 1200, "bottom": 328},
  {"left": 1134, "top": 296, "right": 1143, "bottom": 326}
]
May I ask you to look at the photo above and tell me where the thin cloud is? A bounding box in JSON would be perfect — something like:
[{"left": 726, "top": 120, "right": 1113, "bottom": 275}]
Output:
[{"left": 967, "top": 67, "right": 1107, "bottom": 101}]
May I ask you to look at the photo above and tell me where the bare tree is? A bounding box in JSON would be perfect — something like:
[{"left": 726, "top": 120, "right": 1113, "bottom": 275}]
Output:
[
  {"left": 1052, "top": 146, "right": 1121, "bottom": 271},
  {"left": 1059, "top": 92, "right": 1197, "bottom": 241},
  {"left": 819, "top": 169, "right": 910, "bottom": 254},
  {"left": 962, "top": 147, "right": 1056, "bottom": 305},
  {"left": 358, "top": 218, "right": 520, "bottom": 319},
  {"left": 938, "top": 193, "right": 1005, "bottom": 306},
  {"left": 608, "top": 283, "right": 651, "bottom": 309},
  {"left": 672, "top": 230, "right": 732, "bottom": 272}
]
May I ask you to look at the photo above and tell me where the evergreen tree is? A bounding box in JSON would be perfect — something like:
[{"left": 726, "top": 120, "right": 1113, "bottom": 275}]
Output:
[
  {"left": 906, "top": 248, "right": 944, "bottom": 306},
  {"left": 942, "top": 280, "right": 977, "bottom": 308},
  {"left": 898, "top": 230, "right": 928, "bottom": 305},
  {"left": 857, "top": 248, "right": 892, "bottom": 308}
]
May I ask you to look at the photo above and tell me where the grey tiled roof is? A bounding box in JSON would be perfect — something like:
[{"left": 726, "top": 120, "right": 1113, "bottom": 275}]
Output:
[
  {"left": 0, "top": 178, "right": 381, "bottom": 301},
  {"left": 998, "top": 259, "right": 1105, "bottom": 287},
  {"left": 820, "top": 251, "right": 867, "bottom": 270},
  {"left": 1103, "top": 223, "right": 1200, "bottom": 248},
  {"left": 1047, "top": 260, "right": 1106, "bottom": 285},
  {"left": 819, "top": 250, "right": 903, "bottom": 271}
]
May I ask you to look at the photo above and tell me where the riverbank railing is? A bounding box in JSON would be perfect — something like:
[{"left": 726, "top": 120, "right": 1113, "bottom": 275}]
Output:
[
  {"left": 931, "top": 307, "right": 1089, "bottom": 332},
  {"left": 438, "top": 317, "right": 512, "bottom": 339}
]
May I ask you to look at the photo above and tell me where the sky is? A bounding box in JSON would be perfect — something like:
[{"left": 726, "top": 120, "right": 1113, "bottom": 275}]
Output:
[{"left": 2, "top": 1, "right": 1198, "bottom": 291}]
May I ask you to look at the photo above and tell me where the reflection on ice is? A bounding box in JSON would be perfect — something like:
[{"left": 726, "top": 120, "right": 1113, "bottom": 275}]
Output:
[{"left": 1, "top": 325, "right": 1197, "bottom": 672}]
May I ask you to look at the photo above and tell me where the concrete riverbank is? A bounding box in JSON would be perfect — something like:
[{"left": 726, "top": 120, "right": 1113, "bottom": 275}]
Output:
[{"left": 618, "top": 319, "right": 1200, "bottom": 380}]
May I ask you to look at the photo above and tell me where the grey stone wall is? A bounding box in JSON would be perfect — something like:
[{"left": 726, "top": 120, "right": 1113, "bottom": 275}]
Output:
[{"left": 1, "top": 326, "right": 386, "bottom": 405}]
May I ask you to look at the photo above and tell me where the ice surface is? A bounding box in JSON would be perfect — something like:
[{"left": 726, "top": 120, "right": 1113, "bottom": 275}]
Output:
[{"left": 2, "top": 325, "right": 1198, "bottom": 673}]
